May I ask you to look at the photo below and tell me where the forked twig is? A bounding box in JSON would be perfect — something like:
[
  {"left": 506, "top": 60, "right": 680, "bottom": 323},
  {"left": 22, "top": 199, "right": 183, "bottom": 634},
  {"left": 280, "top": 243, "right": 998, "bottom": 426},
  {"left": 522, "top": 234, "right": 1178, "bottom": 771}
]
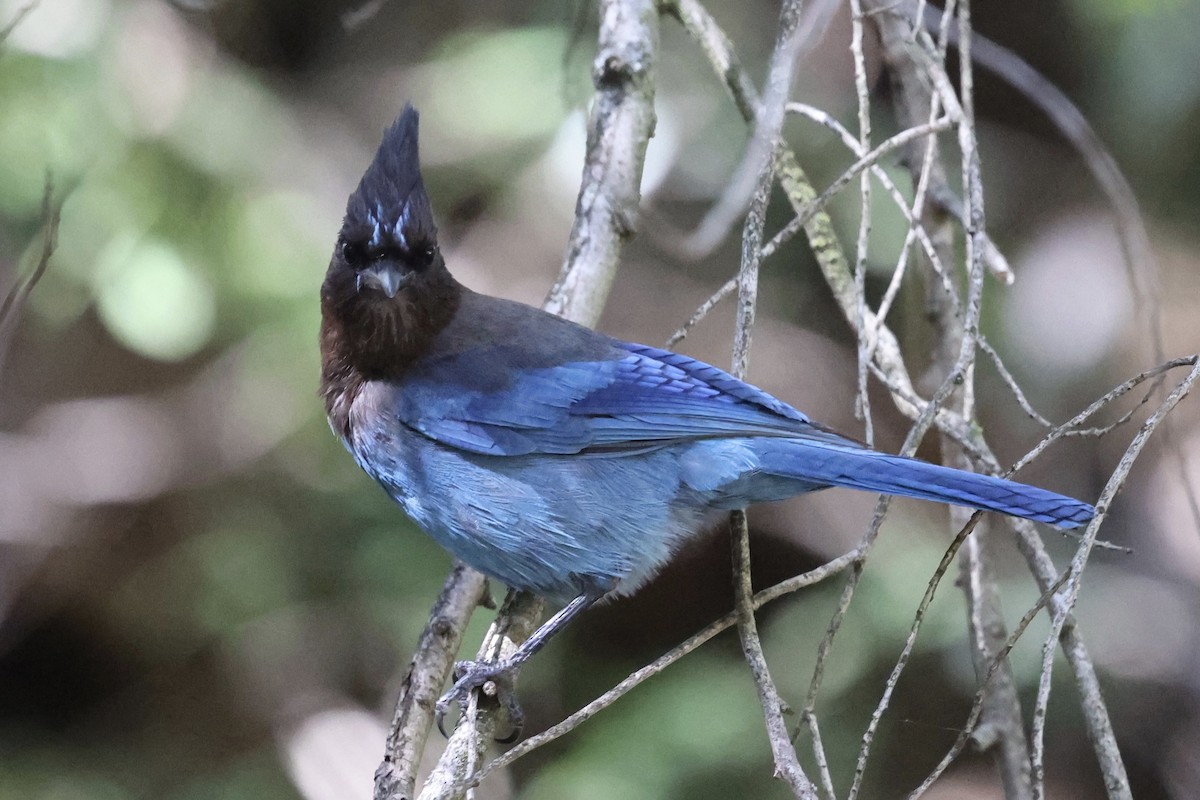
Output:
[{"left": 1029, "top": 363, "right": 1199, "bottom": 800}]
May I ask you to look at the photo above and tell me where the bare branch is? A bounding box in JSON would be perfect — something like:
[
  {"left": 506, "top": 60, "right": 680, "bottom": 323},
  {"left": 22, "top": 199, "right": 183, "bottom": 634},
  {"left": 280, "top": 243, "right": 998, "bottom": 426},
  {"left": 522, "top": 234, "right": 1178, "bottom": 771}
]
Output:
[
  {"left": 0, "top": 174, "right": 59, "bottom": 379},
  {"left": 725, "top": 2, "right": 818, "bottom": 794},
  {"left": 543, "top": 0, "right": 660, "bottom": 324},
  {"left": 661, "top": 5, "right": 1032, "bottom": 792},
  {"left": 373, "top": 566, "right": 488, "bottom": 800},
  {"left": 1011, "top": 356, "right": 1198, "bottom": 474},
  {"left": 416, "top": 1, "right": 659, "bottom": 795},
  {"left": 909, "top": 568, "right": 1073, "bottom": 799},
  {"left": 849, "top": 0, "right": 875, "bottom": 446},
  {"left": 465, "top": 551, "right": 861, "bottom": 788},
  {"left": 916, "top": 2, "right": 1163, "bottom": 363},
  {"left": 762, "top": 113, "right": 957, "bottom": 270},
  {"left": 419, "top": 591, "right": 543, "bottom": 800},
  {"left": 732, "top": 512, "right": 818, "bottom": 799},
  {"left": 665, "top": 0, "right": 841, "bottom": 259},
  {"left": 1030, "top": 363, "right": 1200, "bottom": 800},
  {"left": 0, "top": 1, "right": 37, "bottom": 46},
  {"left": 849, "top": 513, "right": 983, "bottom": 799}
]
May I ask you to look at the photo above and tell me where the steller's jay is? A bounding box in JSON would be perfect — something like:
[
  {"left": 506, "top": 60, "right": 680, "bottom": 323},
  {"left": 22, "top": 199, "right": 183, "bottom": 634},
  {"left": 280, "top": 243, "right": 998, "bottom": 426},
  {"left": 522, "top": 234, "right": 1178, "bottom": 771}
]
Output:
[{"left": 319, "top": 106, "right": 1094, "bottom": 734}]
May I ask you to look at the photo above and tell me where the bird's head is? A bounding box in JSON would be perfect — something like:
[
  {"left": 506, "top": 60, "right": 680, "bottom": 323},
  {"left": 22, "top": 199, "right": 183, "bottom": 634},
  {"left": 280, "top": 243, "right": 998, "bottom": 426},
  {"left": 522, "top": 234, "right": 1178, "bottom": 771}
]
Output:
[{"left": 321, "top": 105, "right": 460, "bottom": 377}]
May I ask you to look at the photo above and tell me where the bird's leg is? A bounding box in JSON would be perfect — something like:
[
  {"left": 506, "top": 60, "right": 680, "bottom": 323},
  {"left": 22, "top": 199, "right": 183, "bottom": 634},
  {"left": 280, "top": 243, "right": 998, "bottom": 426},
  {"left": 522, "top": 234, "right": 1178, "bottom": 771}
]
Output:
[{"left": 435, "top": 586, "right": 607, "bottom": 740}]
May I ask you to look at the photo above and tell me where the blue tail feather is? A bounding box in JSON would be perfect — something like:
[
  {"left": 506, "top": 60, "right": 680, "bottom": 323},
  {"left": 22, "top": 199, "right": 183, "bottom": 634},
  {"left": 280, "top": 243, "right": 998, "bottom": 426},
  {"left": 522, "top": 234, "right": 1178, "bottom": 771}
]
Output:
[{"left": 756, "top": 440, "right": 1094, "bottom": 529}]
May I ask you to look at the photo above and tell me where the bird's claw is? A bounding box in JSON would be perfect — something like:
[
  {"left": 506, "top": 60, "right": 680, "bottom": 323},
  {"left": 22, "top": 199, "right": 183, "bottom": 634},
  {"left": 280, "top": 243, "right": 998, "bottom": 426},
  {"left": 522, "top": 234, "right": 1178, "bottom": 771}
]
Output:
[{"left": 434, "top": 659, "right": 525, "bottom": 742}]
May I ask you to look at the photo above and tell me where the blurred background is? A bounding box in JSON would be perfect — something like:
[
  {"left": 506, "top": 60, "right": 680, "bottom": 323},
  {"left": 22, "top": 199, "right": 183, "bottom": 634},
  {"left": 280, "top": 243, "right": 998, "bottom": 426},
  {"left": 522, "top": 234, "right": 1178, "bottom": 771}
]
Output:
[{"left": 1, "top": 0, "right": 1198, "bottom": 797}]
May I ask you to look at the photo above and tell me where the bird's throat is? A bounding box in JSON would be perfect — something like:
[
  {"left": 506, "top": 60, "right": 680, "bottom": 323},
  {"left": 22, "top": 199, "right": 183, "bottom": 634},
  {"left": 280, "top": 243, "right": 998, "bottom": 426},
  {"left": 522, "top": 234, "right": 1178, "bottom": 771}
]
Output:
[{"left": 319, "top": 265, "right": 461, "bottom": 437}]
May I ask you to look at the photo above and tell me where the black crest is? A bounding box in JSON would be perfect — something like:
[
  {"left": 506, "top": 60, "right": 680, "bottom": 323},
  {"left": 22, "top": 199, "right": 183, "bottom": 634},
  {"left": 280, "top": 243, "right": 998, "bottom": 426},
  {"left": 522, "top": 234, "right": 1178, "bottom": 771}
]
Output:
[{"left": 342, "top": 104, "right": 437, "bottom": 252}]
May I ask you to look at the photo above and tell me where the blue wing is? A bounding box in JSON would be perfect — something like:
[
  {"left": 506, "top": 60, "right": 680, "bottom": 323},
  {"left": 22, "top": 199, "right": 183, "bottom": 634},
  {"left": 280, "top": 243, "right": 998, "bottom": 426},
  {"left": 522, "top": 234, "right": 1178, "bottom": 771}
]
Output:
[
  {"left": 393, "top": 340, "right": 855, "bottom": 457},
  {"left": 383, "top": 335, "right": 1094, "bottom": 529}
]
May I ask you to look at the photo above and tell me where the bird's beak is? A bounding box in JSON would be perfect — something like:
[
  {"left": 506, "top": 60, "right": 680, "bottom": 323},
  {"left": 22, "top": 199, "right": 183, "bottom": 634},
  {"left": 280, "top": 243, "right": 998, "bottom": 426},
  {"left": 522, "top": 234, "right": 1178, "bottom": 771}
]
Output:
[{"left": 357, "top": 264, "right": 410, "bottom": 298}]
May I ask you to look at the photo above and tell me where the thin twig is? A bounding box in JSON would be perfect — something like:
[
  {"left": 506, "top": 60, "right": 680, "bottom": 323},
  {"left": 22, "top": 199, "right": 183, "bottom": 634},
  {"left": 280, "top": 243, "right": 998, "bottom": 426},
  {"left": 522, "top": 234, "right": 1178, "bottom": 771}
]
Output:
[
  {"left": 0, "top": 1, "right": 37, "bottom": 46},
  {"left": 930, "top": 22, "right": 1200, "bottom": 568},
  {"left": 859, "top": 2, "right": 1039, "bottom": 794},
  {"left": 665, "top": 114, "right": 954, "bottom": 349},
  {"left": 0, "top": 174, "right": 59, "bottom": 379},
  {"left": 725, "top": 1, "right": 818, "bottom": 794},
  {"left": 1031, "top": 363, "right": 1200, "bottom": 800},
  {"left": 916, "top": 1, "right": 1163, "bottom": 363},
  {"left": 464, "top": 550, "right": 860, "bottom": 787},
  {"left": 977, "top": 337, "right": 1055, "bottom": 428},
  {"left": 761, "top": 116, "right": 956, "bottom": 268},
  {"left": 783, "top": 103, "right": 956, "bottom": 326},
  {"left": 780, "top": 104, "right": 1045, "bottom": 446},
  {"left": 732, "top": 511, "right": 817, "bottom": 799},
  {"left": 848, "top": 513, "right": 982, "bottom": 799},
  {"left": 849, "top": 0, "right": 875, "bottom": 446},
  {"left": 667, "top": 0, "right": 842, "bottom": 259},
  {"left": 909, "top": 568, "right": 1073, "bottom": 798},
  {"left": 1010, "top": 356, "right": 1198, "bottom": 474},
  {"left": 802, "top": 359, "right": 967, "bottom": 749},
  {"left": 951, "top": 0, "right": 1036, "bottom": 793}
]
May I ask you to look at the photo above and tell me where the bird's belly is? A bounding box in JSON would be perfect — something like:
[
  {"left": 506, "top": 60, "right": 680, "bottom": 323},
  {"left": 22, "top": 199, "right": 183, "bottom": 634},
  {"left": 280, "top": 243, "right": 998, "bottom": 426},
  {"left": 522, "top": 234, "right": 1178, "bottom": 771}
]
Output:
[{"left": 352, "top": 426, "right": 705, "bottom": 601}]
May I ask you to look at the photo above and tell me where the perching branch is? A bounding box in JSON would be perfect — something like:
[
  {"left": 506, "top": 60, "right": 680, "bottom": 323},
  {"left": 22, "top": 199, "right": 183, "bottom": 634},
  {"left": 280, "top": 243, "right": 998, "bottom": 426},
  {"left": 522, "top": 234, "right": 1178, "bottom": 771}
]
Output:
[
  {"left": 464, "top": 551, "right": 861, "bottom": 789},
  {"left": 413, "top": 1, "right": 660, "bottom": 796},
  {"left": 373, "top": 566, "right": 488, "bottom": 800}
]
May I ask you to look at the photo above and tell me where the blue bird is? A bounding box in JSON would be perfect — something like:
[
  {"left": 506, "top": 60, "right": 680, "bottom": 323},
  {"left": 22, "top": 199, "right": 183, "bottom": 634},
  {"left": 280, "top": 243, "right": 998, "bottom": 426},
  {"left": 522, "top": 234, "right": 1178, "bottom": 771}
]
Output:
[{"left": 319, "top": 106, "right": 1094, "bottom": 733}]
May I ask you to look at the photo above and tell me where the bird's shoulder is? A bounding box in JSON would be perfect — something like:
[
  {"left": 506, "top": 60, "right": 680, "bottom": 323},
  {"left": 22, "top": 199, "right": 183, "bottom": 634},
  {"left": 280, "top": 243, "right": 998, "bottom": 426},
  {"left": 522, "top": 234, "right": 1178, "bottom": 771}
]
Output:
[
  {"left": 399, "top": 289, "right": 819, "bottom": 431},
  {"left": 411, "top": 289, "right": 624, "bottom": 389}
]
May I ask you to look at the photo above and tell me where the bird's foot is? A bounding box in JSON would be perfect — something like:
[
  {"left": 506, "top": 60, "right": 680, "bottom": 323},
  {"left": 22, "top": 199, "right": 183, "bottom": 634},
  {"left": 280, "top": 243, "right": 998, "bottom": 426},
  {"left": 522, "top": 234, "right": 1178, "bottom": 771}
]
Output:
[{"left": 435, "top": 658, "right": 524, "bottom": 742}]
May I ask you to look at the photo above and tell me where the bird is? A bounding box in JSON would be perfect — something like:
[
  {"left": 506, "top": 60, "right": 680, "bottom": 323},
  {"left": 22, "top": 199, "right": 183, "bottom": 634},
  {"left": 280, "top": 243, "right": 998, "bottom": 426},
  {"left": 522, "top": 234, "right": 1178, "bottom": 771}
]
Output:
[{"left": 319, "top": 105, "right": 1094, "bottom": 735}]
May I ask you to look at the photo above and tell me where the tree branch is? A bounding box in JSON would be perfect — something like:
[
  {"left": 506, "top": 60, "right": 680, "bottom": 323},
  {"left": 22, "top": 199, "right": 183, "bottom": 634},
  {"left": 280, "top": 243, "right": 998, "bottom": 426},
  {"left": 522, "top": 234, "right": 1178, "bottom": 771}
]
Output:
[
  {"left": 0, "top": 174, "right": 59, "bottom": 380},
  {"left": 413, "top": 1, "right": 660, "bottom": 796},
  {"left": 724, "top": 1, "right": 818, "bottom": 794},
  {"left": 869, "top": 2, "right": 1035, "bottom": 796},
  {"left": 373, "top": 565, "right": 488, "bottom": 800}
]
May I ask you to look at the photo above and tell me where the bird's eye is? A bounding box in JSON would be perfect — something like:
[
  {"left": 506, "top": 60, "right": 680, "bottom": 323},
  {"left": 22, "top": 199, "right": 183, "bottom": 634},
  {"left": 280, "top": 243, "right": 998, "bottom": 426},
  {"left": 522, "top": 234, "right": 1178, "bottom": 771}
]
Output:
[
  {"left": 341, "top": 238, "right": 366, "bottom": 266},
  {"left": 420, "top": 245, "right": 437, "bottom": 267}
]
